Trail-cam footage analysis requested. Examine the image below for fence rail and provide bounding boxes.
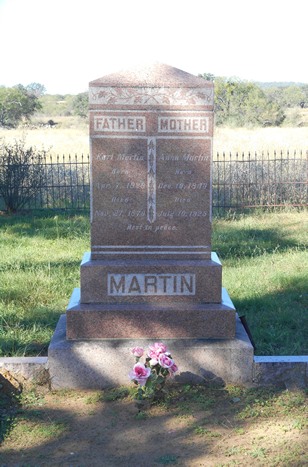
[0,151,307,212]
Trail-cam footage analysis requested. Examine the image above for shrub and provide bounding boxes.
[0,138,48,212]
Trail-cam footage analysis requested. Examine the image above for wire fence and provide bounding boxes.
[0,151,307,213]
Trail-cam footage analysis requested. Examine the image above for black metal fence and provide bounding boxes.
[0,151,307,213]
[40,154,90,210]
[212,150,307,213]
[0,154,90,211]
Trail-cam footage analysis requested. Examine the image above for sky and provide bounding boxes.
[0,0,307,95]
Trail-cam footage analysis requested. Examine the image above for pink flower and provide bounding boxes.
[129,363,151,386]
[148,342,168,359]
[131,346,144,358]
[168,362,179,378]
[158,353,174,369]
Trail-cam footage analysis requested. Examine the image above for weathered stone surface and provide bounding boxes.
[67,288,236,339]
[0,357,49,384]
[48,64,241,389]
[48,314,253,390]
[80,252,222,304]
[89,63,214,109]
[89,63,214,261]
[90,63,212,86]
[253,356,308,389]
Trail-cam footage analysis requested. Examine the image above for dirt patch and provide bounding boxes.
[0,383,307,466]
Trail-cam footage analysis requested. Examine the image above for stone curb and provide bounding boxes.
[1,355,307,389]
[0,357,49,385]
[253,356,308,389]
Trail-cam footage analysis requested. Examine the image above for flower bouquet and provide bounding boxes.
[129,342,178,407]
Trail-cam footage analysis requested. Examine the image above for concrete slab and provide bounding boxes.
[48,314,254,389]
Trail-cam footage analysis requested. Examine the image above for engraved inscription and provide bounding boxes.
[147,138,156,223]
[158,117,209,133]
[158,154,209,161]
[108,273,196,296]
[94,116,146,132]
[91,130,211,252]
[126,224,177,232]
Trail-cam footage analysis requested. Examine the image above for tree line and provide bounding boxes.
[199,73,308,127]
[0,83,44,127]
[1,77,308,128]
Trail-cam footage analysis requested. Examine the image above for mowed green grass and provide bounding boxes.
[0,209,307,356]
[0,212,89,356]
[212,208,308,355]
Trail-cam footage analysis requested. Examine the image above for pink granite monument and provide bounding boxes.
[48,64,254,389]
[66,63,236,340]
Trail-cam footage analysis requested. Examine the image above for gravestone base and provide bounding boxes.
[80,252,223,304]
[66,287,236,339]
[48,314,254,389]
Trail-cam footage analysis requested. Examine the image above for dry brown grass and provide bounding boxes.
[0,116,307,157]
[214,126,308,154]
[0,116,89,156]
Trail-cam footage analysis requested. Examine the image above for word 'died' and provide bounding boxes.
[94,116,146,132]
[108,273,196,296]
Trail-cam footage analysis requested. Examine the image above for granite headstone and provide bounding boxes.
[66,63,236,339]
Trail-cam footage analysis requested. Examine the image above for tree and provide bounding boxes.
[0,85,42,127]
[280,86,306,108]
[72,92,88,118]
[198,72,215,82]
[26,82,46,98]
[0,138,47,212]
[202,75,285,126]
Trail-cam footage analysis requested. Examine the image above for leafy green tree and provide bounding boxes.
[201,75,285,126]
[300,85,308,107]
[0,85,42,127]
[280,86,306,108]
[264,84,308,109]
[198,72,215,82]
[72,92,88,118]
[263,86,285,108]
[26,82,46,98]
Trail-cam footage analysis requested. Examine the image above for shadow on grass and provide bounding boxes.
[213,223,306,261]
[0,382,306,466]
[0,210,90,241]
[0,374,21,445]
[233,275,308,355]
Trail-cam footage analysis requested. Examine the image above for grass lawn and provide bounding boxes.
[0,208,307,357]
[212,208,308,355]
[0,211,89,356]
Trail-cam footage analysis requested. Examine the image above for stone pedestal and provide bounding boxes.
[67,287,235,340]
[48,315,254,389]
[48,63,253,388]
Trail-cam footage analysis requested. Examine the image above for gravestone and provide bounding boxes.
[48,64,254,388]
[66,63,235,339]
